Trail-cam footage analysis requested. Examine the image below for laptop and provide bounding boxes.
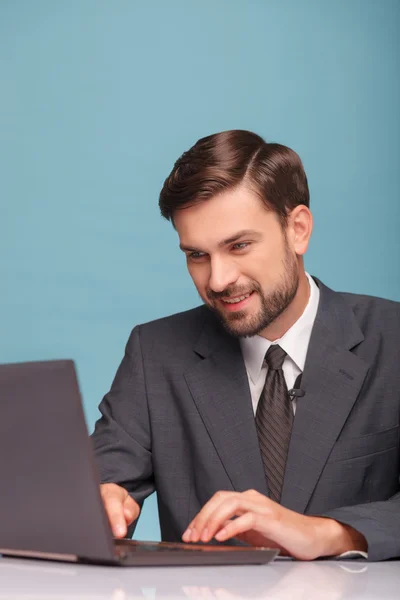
[0,360,278,566]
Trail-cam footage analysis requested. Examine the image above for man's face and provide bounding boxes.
[174,184,300,338]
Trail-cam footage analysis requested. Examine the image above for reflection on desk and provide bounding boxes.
[0,556,399,600]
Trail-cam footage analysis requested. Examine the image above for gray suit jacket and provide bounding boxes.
[91,278,400,561]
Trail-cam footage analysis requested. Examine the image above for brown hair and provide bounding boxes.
[159,130,309,225]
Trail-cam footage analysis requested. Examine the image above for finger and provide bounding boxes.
[199,493,269,542]
[200,496,248,542]
[123,496,140,524]
[103,495,128,538]
[182,521,229,542]
[182,491,234,543]
[214,512,259,542]
[214,511,286,552]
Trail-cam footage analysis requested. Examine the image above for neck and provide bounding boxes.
[259,271,311,342]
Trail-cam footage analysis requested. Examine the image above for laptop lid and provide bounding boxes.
[0,360,116,563]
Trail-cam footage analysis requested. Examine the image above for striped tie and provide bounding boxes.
[255,345,293,503]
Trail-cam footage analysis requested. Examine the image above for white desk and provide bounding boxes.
[0,557,399,600]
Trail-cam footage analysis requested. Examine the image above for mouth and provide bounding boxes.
[218,291,255,312]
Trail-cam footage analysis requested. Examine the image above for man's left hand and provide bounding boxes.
[182,490,367,560]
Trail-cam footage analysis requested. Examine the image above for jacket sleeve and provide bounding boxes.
[91,326,155,508]
[321,490,400,561]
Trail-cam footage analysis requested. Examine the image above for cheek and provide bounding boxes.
[188,264,208,294]
[246,247,284,285]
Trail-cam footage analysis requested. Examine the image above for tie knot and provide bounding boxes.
[264,345,287,370]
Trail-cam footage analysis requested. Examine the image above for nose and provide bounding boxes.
[209,256,239,293]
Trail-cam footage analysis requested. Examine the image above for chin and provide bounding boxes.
[221,314,259,338]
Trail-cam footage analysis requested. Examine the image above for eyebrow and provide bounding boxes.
[179,229,262,252]
[218,229,262,247]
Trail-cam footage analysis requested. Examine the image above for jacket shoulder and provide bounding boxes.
[339,290,400,313]
[140,304,209,330]
[338,290,400,332]
[128,305,213,350]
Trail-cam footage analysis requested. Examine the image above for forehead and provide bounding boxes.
[174,185,278,246]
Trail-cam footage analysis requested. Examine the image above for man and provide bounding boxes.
[92,130,400,561]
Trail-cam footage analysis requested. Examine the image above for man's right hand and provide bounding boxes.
[100,483,140,538]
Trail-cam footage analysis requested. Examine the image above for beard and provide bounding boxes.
[204,245,299,338]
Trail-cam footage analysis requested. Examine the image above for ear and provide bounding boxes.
[287,205,313,256]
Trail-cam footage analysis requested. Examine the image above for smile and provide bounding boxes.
[218,291,255,312]
[221,292,252,304]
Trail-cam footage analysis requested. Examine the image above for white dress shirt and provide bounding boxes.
[239,273,368,559]
[240,272,319,415]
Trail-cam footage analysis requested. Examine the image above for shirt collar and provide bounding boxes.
[239,273,320,384]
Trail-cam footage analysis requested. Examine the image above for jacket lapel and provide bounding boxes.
[184,317,268,495]
[281,280,369,513]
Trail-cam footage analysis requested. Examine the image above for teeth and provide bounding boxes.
[222,293,251,304]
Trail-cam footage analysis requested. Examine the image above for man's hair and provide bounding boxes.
[159,129,309,225]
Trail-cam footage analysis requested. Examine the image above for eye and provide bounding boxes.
[188,251,207,261]
[232,242,250,251]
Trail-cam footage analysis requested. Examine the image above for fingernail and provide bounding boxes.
[215,529,226,541]
[201,527,209,542]
[114,524,125,537]
[190,527,198,542]
[182,528,191,541]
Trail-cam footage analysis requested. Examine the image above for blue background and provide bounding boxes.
[1,0,399,540]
